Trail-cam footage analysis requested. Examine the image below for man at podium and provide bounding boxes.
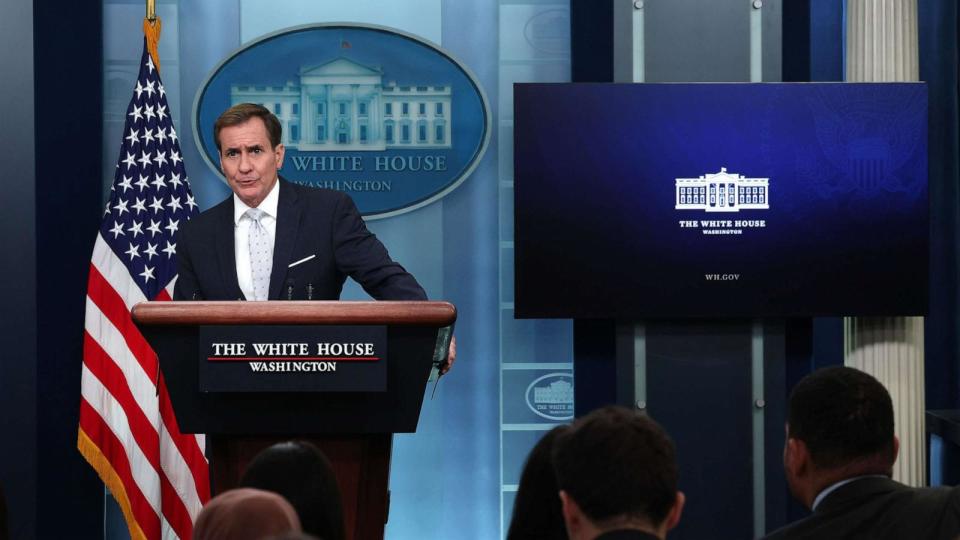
[173,103,427,304]
[174,103,455,372]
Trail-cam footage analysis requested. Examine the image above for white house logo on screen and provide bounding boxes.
[525,373,574,421]
[675,168,769,213]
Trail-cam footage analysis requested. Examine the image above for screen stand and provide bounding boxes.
[576,319,786,540]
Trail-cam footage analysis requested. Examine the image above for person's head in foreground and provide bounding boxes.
[783,365,898,509]
[553,406,684,540]
[240,441,345,540]
[507,425,570,540]
[192,487,301,540]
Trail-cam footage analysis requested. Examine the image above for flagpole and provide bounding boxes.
[143,0,162,75]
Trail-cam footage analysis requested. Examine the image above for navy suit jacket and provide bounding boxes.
[763,476,960,540]
[173,180,427,301]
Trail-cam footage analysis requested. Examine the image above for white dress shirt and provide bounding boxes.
[233,181,280,301]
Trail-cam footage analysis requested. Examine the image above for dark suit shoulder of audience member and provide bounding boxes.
[193,487,301,540]
[764,477,960,540]
[0,481,7,540]
[507,425,570,540]
[240,440,345,540]
[764,366,960,540]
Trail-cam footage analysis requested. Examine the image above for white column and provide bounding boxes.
[301,87,312,144]
[351,84,358,145]
[846,0,919,82]
[844,0,924,487]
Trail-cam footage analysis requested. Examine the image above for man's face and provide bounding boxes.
[218,117,284,208]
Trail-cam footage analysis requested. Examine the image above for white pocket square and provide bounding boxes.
[288,254,316,268]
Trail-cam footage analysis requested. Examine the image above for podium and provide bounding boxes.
[132,300,456,540]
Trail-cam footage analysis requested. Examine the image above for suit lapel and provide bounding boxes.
[216,199,243,300]
[269,180,302,299]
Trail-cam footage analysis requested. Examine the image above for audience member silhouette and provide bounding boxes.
[0,481,7,540]
[265,533,321,540]
[553,406,684,540]
[764,366,960,540]
[240,441,345,540]
[507,425,569,540]
[193,487,301,540]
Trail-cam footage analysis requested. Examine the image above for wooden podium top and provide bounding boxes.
[131,300,457,326]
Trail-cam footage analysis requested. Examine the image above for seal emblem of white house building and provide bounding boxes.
[230,58,453,152]
[525,373,574,421]
[194,24,491,219]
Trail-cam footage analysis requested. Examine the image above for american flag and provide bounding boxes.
[78,40,209,540]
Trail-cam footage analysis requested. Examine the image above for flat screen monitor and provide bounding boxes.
[514,83,928,318]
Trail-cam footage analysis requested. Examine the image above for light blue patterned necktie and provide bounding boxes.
[245,208,272,301]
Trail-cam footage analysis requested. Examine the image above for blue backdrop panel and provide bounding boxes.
[94,1,504,538]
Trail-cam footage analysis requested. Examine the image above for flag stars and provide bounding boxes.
[125,128,140,147]
[139,265,156,283]
[109,221,125,239]
[125,243,141,260]
[128,104,143,123]
[138,151,152,169]
[96,46,200,316]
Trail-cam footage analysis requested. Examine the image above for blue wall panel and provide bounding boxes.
[0,0,38,537]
